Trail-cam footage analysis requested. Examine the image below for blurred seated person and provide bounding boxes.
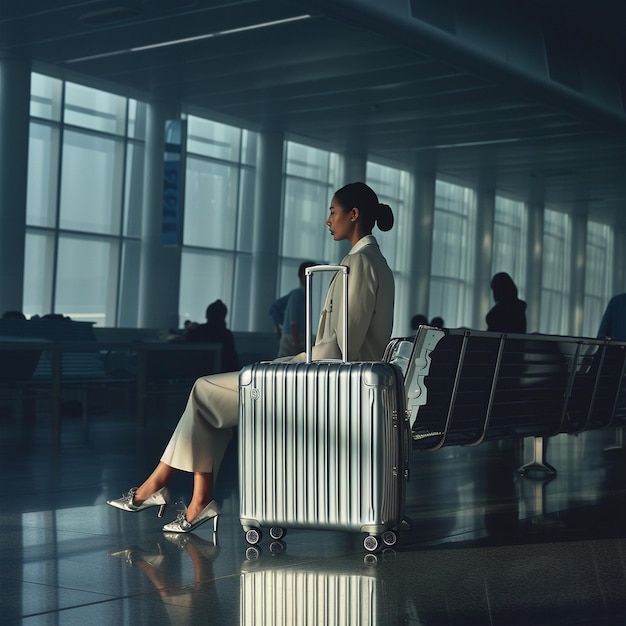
[430,316,445,328]
[2,310,27,320]
[183,300,239,372]
[410,313,428,331]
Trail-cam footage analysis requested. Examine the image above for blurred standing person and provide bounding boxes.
[597,293,626,340]
[486,272,526,333]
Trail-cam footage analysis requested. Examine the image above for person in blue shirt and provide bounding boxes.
[275,261,316,357]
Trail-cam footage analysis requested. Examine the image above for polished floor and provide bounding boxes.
[2,392,626,625]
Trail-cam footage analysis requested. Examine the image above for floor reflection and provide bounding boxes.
[3,410,626,623]
[108,533,223,624]
[240,551,400,625]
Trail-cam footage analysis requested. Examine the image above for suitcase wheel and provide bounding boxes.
[269,527,287,541]
[269,541,286,556]
[245,528,262,545]
[245,546,261,561]
[363,534,380,552]
[381,530,398,547]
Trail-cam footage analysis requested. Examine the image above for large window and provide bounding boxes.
[492,195,527,298]
[583,221,613,337]
[429,180,477,328]
[366,161,412,335]
[179,116,257,330]
[279,141,341,322]
[540,209,571,335]
[24,73,145,326]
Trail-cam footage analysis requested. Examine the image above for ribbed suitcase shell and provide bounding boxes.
[238,360,406,536]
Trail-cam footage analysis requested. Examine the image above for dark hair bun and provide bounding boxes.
[376,203,394,232]
[333,182,395,233]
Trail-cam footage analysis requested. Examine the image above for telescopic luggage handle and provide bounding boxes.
[305,265,349,363]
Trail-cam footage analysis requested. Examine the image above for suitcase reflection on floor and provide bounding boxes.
[240,553,400,626]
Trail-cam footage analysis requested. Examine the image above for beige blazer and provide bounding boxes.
[292,235,395,362]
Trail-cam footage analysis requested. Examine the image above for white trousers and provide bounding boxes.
[160,371,239,476]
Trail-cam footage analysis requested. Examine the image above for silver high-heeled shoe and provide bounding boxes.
[163,532,220,559]
[162,500,220,533]
[109,545,165,568]
[107,486,170,518]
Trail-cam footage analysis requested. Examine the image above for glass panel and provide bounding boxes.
[492,195,527,298]
[540,209,571,335]
[429,180,476,328]
[231,253,253,331]
[183,156,238,248]
[179,250,235,328]
[429,277,472,329]
[117,239,141,327]
[186,116,241,161]
[23,231,55,318]
[285,142,330,180]
[26,122,59,228]
[583,221,613,338]
[55,235,117,326]
[236,166,256,252]
[64,82,126,135]
[281,177,330,260]
[30,72,62,121]
[59,131,124,234]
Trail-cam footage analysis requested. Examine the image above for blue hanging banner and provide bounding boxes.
[161,119,187,245]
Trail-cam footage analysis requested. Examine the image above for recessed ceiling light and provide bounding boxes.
[65,14,311,63]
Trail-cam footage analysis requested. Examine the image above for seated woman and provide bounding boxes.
[107,182,396,533]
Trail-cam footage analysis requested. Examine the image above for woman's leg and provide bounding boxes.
[185,472,213,522]
[112,372,238,525]
[134,462,177,502]
[134,466,214,522]
[157,372,239,525]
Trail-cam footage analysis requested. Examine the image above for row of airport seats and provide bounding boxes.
[386,325,626,478]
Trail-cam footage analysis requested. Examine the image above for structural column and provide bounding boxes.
[138,99,182,329]
[0,57,30,314]
[407,163,436,334]
[248,131,284,331]
[343,151,367,186]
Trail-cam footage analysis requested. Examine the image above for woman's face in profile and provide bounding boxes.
[326,196,356,242]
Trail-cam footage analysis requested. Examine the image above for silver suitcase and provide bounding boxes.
[238,265,409,552]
